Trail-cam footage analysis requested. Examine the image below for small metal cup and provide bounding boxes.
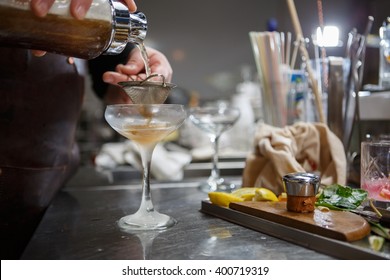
[283,172,320,196]
[283,172,320,213]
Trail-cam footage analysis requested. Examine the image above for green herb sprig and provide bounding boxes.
[315,184,368,211]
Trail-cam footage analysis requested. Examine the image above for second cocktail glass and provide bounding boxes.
[189,106,240,193]
[105,104,186,231]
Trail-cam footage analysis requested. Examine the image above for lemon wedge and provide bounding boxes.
[278,192,287,202]
[231,187,258,201]
[208,187,279,207]
[208,192,244,207]
[369,235,385,251]
[254,188,279,202]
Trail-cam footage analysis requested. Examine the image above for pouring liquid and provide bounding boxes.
[132,41,164,120]
[134,40,152,77]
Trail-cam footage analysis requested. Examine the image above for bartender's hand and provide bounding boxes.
[103,46,173,84]
[31,0,137,18]
[102,46,173,105]
[30,0,137,56]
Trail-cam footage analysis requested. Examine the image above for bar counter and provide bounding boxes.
[21,165,389,260]
[20,163,339,260]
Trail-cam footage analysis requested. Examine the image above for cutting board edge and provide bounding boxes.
[229,201,371,242]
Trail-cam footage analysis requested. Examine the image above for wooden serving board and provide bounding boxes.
[229,201,370,242]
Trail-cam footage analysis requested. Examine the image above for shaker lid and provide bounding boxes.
[105,0,147,55]
[282,172,320,196]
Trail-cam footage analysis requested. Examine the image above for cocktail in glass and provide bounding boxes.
[361,141,390,203]
[105,104,186,231]
[189,106,240,192]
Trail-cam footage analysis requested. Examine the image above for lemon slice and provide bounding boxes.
[232,187,258,201]
[208,192,244,207]
[254,188,279,202]
[369,235,385,251]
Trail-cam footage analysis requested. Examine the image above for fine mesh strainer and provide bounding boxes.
[118,74,176,104]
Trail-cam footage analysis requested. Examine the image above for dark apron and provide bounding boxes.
[0,48,84,259]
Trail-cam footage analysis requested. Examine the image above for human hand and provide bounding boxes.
[103,47,173,85]
[30,0,137,19]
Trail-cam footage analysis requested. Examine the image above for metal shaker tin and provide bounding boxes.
[283,172,320,196]
[282,172,320,213]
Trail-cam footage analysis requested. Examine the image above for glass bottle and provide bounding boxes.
[0,0,147,59]
[379,17,390,89]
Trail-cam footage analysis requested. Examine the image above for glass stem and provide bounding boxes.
[137,143,157,213]
[210,135,220,181]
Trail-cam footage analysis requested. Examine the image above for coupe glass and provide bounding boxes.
[189,106,240,192]
[105,104,186,231]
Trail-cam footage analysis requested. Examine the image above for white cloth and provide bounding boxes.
[242,122,347,195]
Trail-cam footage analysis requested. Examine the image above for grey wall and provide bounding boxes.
[136,0,390,102]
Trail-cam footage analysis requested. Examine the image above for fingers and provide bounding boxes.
[123,48,147,74]
[103,46,173,85]
[31,50,47,57]
[70,0,93,20]
[123,47,173,81]
[148,50,173,82]
[31,0,92,19]
[102,70,148,85]
[31,0,136,19]
[103,71,131,85]
[143,47,173,82]
[30,0,55,17]
[124,0,137,13]
[116,63,145,76]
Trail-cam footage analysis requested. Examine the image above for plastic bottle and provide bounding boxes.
[379,17,390,89]
[287,69,308,124]
[0,0,147,59]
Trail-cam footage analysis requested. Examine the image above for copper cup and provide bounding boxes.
[283,172,320,213]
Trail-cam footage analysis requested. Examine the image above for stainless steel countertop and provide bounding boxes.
[21,166,337,260]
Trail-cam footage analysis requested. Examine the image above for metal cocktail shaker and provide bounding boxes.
[0,0,147,59]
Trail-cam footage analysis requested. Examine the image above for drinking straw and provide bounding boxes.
[250,32,271,124]
[250,31,289,127]
[290,38,299,69]
[286,32,292,67]
[268,32,284,126]
[280,32,285,64]
[286,0,326,123]
[312,33,323,94]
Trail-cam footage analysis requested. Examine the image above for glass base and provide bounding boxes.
[199,178,237,193]
[118,211,177,232]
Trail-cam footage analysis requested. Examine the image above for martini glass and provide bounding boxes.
[189,106,240,192]
[105,104,186,231]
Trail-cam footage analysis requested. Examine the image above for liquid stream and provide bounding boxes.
[135,40,152,77]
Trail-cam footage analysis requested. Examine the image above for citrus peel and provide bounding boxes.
[208,187,279,207]
[208,192,244,207]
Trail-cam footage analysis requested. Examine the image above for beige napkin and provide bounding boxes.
[242,122,347,195]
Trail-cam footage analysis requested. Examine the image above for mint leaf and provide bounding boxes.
[315,184,368,210]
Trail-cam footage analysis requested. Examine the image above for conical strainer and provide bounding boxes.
[118,74,176,104]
